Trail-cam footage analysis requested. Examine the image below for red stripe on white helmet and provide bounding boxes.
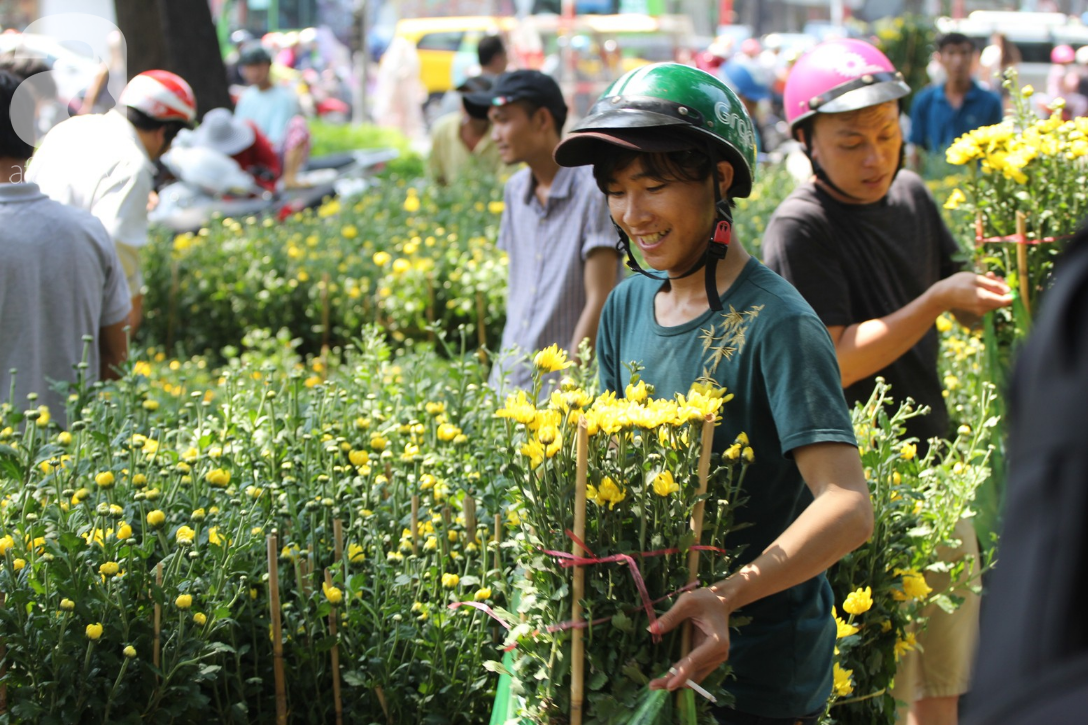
[119,70,196,124]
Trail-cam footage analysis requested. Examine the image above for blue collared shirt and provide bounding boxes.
[909,80,1003,153]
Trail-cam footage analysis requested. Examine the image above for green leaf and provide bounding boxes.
[611,611,635,633]
[342,670,366,687]
[482,660,510,676]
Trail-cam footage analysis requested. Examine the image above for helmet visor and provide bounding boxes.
[555,126,697,167]
[809,75,910,115]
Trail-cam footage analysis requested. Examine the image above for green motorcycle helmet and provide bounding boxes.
[554,62,757,198]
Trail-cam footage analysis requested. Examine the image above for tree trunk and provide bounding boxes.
[115,0,231,118]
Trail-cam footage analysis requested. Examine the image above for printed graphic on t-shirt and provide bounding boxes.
[697,304,765,382]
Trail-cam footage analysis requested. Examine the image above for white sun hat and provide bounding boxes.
[192,107,255,156]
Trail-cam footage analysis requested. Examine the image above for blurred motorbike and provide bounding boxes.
[150,146,399,233]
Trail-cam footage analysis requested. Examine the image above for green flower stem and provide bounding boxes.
[102,656,131,722]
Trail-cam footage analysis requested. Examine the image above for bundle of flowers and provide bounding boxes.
[943,74,1085,326]
[823,382,994,724]
[486,353,752,723]
[940,74,1073,522]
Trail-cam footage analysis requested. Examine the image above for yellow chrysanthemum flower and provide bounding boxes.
[832,662,854,697]
[842,586,873,615]
[533,344,573,373]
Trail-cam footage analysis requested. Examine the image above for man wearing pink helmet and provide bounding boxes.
[28,69,196,331]
[764,38,1012,725]
[909,33,1002,168]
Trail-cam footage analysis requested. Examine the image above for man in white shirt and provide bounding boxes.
[27,70,196,332]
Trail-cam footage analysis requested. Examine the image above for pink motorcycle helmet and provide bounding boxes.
[784,38,910,139]
[1052,44,1075,64]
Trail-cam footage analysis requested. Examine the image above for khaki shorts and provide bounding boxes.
[892,518,981,708]
[116,241,144,296]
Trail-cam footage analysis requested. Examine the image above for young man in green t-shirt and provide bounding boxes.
[553,63,873,723]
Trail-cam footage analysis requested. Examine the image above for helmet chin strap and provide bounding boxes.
[611,201,732,313]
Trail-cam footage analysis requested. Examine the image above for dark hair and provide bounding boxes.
[239,43,273,66]
[477,35,506,68]
[0,70,34,160]
[937,33,977,52]
[0,53,56,100]
[126,107,187,147]
[514,98,567,135]
[591,147,715,194]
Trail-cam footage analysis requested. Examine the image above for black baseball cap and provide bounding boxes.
[463,70,567,126]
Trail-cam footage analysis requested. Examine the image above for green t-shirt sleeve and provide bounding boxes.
[596,290,623,394]
[760,313,857,457]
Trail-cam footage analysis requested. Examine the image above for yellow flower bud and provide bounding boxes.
[322,583,344,605]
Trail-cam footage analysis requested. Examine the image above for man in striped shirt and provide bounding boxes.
[465,71,621,393]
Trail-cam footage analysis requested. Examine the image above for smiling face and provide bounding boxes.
[488,101,551,165]
[601,152,733,276]
[808,101,902,204]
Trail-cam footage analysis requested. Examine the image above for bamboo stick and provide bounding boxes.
[153,562,163,676]
[681,414,717,659]
[268,534,288,725]
[441,505,453,558]
[410,495,420,556]
[375,685,391,725]
[464,495,477,544]
[324,569,344,725]
[1015,211,1032,317]
[570,417,590,725]
[333,519,344,566]
[493,513,502,574]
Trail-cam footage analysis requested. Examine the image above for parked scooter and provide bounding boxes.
[150,146,399,233]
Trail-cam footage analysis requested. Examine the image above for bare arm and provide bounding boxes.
[568,247,621,362]
[79,63,110,114]
[830,271,1012,388]
[650,441,873,688]
[98,321,129,381]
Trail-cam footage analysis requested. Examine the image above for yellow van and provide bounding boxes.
[393,16,518,96]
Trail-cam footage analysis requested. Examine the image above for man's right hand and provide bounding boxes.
[933,271,1013,318]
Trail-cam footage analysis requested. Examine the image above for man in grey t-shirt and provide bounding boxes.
[0,71,130,427]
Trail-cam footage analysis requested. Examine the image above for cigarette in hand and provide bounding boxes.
[668,667,717,703]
